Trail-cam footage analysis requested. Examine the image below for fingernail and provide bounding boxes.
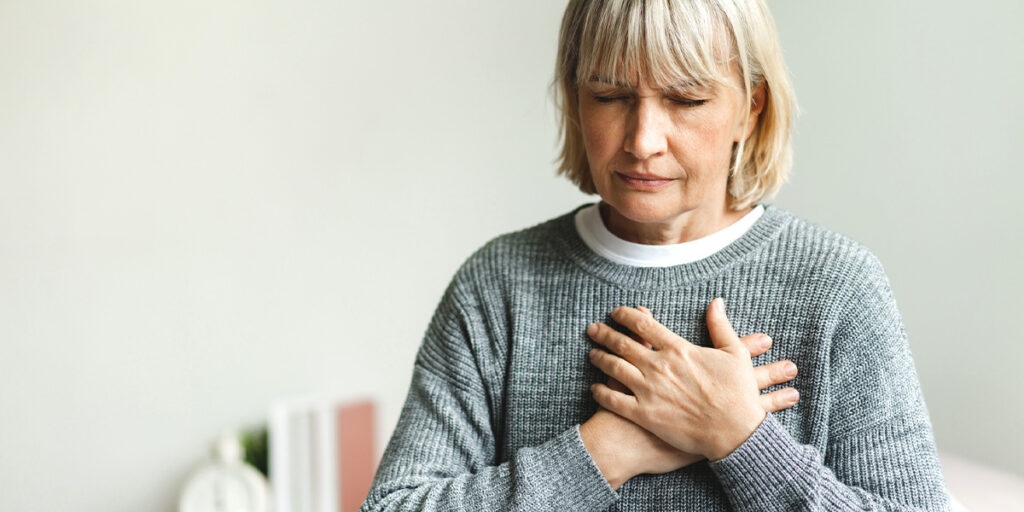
[784,363,797,378]
[759,335,772,349]
[786,389,799,403]
[587,323,598,336]
[715,297,724,311]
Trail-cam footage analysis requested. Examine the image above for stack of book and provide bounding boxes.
[269,397,377,512]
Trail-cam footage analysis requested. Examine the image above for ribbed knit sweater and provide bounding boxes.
[361,202,952,511]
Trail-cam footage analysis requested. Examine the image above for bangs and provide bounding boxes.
[574,0,737,90]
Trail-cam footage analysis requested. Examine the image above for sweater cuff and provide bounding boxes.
[707,412,814,507]
[528,424,618,510]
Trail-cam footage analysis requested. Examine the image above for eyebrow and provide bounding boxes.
[587,75,702,90]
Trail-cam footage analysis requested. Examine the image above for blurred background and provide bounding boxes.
[2,1,1022,510]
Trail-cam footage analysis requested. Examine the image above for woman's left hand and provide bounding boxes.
[587,298,768,461]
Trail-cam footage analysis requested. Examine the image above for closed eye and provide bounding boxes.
[670,98,707,107]
[592,94,707,107]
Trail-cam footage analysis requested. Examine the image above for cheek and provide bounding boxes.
[695,124,732,154]
[579,107,622,163]
[671,115,736,167]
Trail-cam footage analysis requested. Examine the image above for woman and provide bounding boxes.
[362,0,951,510]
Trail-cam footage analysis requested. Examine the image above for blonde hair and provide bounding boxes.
[552,0,796,210]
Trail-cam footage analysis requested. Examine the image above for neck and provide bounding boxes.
[599,200,753,245]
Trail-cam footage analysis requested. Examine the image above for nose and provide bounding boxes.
[623,99,667,160]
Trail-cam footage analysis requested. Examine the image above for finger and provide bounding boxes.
[759,387,800,412]
[626,330,651,348]
[587,322,652,366]
[591,382,640,422]
[589,348,644,391]
[752,359,798,390]
[706,298,742,351]
[742,333,772,357]
[636,307,657,350]
[629,331,654,350]
[610,306,684,351]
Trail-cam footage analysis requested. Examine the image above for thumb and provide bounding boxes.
[707,298,742,350]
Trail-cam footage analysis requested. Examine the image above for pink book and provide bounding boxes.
[337,400,377,512]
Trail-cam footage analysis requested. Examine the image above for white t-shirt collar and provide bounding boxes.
[574,202,765,267]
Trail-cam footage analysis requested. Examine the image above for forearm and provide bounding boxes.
[364,423,616,512]
[707,413,951,511]
[362,368,618,512]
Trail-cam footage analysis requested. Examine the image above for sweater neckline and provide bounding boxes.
[574,202,765,267]
[551,202,792,290]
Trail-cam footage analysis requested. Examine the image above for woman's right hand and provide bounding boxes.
[580,322,799,490]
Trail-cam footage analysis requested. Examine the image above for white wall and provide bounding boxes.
[768,0,1024,478]
[1,1,1020,510]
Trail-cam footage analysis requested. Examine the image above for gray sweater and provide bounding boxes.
[361,203,951,511]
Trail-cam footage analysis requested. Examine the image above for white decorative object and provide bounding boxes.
[179,431,272,512]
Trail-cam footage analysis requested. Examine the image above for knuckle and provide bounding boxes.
[774,391,790,409]
[612,336,631,355]
[767,361,791,382]
[604,391,624,410]
[610,357,628,375]
[636,405,656,425]
[636,316,656,335]
[650,358,672,375]
[667,344,686,359]
[770,362,786,382]
[606,337,622,354]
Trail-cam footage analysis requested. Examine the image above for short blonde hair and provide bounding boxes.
[552,0,796,210]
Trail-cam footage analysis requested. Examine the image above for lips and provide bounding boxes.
[615,171,676,190]
[617,171,672,180]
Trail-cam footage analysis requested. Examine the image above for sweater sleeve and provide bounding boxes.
[360,273,619,512]
[707,251,952,511]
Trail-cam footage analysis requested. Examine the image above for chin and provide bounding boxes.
[606,196,688,224]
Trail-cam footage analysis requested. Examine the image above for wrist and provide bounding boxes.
[707,409,767,462]
[579,418,636,490]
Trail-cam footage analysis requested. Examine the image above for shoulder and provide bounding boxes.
[445,206,581,299]
[766,207,904,347]
[766,205,891,292]
[455,206,578,281]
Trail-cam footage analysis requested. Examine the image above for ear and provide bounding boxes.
[738,81,767,141]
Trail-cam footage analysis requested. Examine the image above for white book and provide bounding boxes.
[270,394,376,512]
[290,402,312,512]
[269,402,292,512]
[312,398,339,512]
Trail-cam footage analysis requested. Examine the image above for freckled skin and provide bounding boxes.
[577,63,765,245]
